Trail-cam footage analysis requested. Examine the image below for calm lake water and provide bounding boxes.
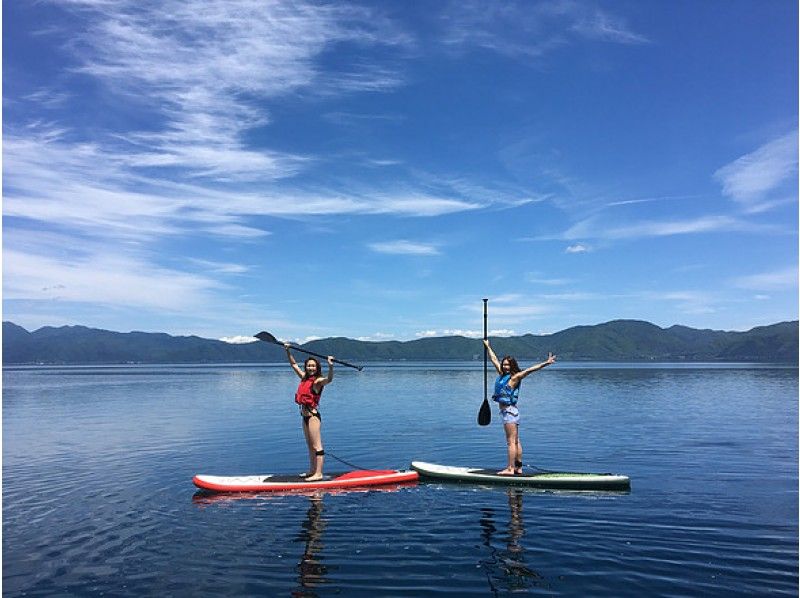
[3,362,798,596]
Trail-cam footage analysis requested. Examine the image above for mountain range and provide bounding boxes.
[3,320,797,365]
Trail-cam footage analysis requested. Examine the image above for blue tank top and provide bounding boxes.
[492,374,520,406]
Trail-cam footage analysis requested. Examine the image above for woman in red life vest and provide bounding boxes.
[285,343,335,481]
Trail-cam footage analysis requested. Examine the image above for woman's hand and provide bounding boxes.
[545,352,556,365]
[327,355,335,365]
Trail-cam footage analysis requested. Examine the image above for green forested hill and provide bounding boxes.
[4,319,796,364]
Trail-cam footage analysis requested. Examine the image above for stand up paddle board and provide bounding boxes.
[411,461,630,491]
[193,469,418,493]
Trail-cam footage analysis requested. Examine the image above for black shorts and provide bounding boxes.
[300,405,321,422]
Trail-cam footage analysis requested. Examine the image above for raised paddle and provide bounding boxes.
[255,331,364,371]
[478,298,491,426]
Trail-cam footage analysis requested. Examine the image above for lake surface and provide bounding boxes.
[3,362,797,596]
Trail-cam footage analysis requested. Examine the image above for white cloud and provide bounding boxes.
[367,240,440,255]
[356,332,397,341]
[714,131,798,212]
[220,335,260,344]
[415,330,440,338]
[566,243,589,253]
[414,328,516,338]
[487,328,517,337]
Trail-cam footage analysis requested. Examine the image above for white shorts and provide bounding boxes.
[499,405,520,425]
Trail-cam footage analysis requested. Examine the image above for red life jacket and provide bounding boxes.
[295,377,322,409]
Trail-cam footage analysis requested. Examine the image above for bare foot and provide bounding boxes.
[497,468,515,476]
[305,474,323,482]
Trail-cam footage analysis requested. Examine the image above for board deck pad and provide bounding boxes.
[411,461,630,491]
[193,469,419,493]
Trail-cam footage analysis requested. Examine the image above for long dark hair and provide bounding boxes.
[303,357,322,380]
[501,355,521,375]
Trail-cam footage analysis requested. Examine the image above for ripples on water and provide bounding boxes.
[3,363,797,595]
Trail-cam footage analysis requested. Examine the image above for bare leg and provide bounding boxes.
[301,419,314,477]
[498,423,518,475]
[515,436,523,474]
[304,415,324,481]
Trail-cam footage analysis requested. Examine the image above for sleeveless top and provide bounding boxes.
[295,377,322,409]
[492,374,520,406]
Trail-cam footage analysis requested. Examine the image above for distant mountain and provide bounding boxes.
[3,320,797,365]
[304,320,798,363]
[2,323,286,365]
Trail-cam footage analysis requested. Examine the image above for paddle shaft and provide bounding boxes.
[483,298,488,401]
[477,299,492,426]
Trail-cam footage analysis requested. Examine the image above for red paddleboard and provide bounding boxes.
[193,469,418,493]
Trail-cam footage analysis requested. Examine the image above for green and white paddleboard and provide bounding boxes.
[411,461,630,491]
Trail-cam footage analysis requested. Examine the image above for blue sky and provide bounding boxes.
[3,0,798,343]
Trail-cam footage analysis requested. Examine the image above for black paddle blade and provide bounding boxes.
[255,331,279,344]
[478,398,491,426]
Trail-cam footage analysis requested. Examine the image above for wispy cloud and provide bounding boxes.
[46,0,411,182]
[3,248,223,311]
[562,214,765,241]
[367,240,440,255]
[599,194,705,210]
[714,131,798,212]
[4,129,484,242]
[186,259,250,275]
[323,111,405,126]
[642,290,717,315]
[439,0,648,59]
[570,9,650,44]
[732,267,798,291]
[461,295,553,324]
[525,273,573,285]
[23,88,72,108]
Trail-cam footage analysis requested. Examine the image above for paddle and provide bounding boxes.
[255,331,364,371]
[478,298,491,426]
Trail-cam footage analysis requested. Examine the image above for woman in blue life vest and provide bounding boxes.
[483,339,556,475]
[285,343,335,481]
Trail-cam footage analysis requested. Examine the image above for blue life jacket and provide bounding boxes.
[492,374,520,406]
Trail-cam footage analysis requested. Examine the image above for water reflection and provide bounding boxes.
[292,493,329,597]
[479,489,548,593]
[191,482,418,596]
[191,490,332,596]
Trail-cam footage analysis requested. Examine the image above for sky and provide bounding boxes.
[3,0,798,343]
